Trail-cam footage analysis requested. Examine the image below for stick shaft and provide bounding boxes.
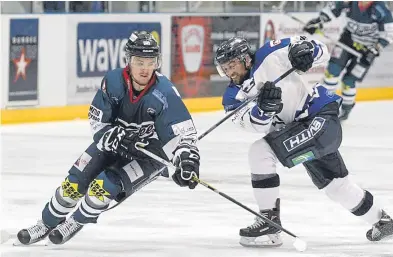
[198,67,295,141]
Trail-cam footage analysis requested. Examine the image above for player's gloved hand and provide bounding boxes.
[257,81,283,115]
[172,145,200,189]
[117,132,161,160]
[362,44,380,66]
[102,126,126,153]
[288,40,314,72]
[303,14,329,35]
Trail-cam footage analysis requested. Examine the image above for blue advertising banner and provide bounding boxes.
[69,22,161,104]
[8,19,39,106]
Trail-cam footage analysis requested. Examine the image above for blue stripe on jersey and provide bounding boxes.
[222,83,243,112]
[311,40,321,59]
[296,85,342,120]
[251,38,291,76]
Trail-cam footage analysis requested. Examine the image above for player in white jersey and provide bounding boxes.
[215,36,393,247]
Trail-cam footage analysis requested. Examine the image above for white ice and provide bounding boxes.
[1,101,392,257]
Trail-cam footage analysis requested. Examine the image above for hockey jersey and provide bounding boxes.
[88,67,197,160]
[321,1,393,47]
[222,37,342,134]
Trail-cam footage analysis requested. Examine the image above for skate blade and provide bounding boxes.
[13,238,22,246]
[44,239,53,246]
[240,234,283,248]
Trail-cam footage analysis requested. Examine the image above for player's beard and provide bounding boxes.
[231,69,250,85]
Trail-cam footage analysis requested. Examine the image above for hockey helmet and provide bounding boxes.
[214,37,252,77]
[125,31,161,68]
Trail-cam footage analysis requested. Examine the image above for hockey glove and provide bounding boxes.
[303,14,329,35]
[102,126,126,153]
[116,132,161,161]
[257,81,283,116]
[172,145,200,189]
[288,40,314,72]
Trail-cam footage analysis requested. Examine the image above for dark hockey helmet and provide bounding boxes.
[125,31,161,68]
[214,37,252,77]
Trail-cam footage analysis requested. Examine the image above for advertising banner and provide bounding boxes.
[171,15,260,98]
[260,13,393,88]
[68,22,161,105]
[8,19,39,106]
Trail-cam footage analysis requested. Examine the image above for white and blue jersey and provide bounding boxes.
[222,36,342,134]
[321,1,393,47]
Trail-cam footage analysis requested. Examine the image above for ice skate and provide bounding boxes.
[15,220,53,245]
[366,210,393,241]
[239,199,283,248]
[339,103,355,121]
[48,216,83,245]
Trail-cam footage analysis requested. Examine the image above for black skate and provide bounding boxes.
[48,216,83,245]
[15,220,53,245]
[366,210,393,242]
[239,199,282,247]
[339,103,355,121]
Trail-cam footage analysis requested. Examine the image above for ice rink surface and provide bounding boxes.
[1,101,392,257]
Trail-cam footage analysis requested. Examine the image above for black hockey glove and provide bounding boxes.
[116,132,161,161]
[257,81,283,115]
[303,13,329,35]
[102,126,126,153]
[172,146,200,189]
[361,45,380,66]
[288,41,314,72]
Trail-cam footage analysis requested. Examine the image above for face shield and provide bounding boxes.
[128,55,162,70]
[215,56,246,78]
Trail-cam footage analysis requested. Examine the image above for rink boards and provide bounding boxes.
[2,87,393,124]
[2,13,393,124]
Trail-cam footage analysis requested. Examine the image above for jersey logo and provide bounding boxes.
[269,39,281,47]
[117,119,157,139]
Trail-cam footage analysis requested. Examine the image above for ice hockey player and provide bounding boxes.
[214,36,393,247]
[15,31,200,245]
[304,1,393,121]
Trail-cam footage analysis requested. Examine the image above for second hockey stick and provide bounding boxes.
[105,68,295,213]
[272,8,362,59]
[198,67,296,140]
[135,144,308,252]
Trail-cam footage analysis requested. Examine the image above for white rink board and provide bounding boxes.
[1,101,393,257]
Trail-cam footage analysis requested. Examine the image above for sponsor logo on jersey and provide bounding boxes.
[291,151,316,165]
[171,119,196,136]
[181,25,204,73]
[147,108,156,116]
[283,117,326,152]
[73,152,92,172]
[122,161,144,182]
[77,23,161,78]
[88,105,103,122]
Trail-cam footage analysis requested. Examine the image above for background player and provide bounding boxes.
[215,36,393,247]
[304,1,393,120]
[15,31,200,245]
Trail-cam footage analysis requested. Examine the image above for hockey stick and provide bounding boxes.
[105,68,295,212]
[272,7,362,59]
[135,144,307,252]
[198,67,296,140]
